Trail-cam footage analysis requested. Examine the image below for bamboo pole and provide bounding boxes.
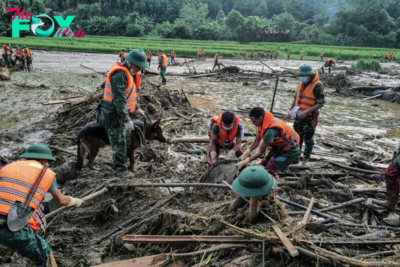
[318,198,365,212]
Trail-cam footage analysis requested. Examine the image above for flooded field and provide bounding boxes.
[1,51,400,267]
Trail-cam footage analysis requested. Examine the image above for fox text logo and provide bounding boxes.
[8,8,85,38]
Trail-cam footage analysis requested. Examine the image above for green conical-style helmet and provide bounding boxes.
[20,144,56,161]
[5,42,10,46]
[21,45,26,49]
[124,49,149,69]
[126,47,132,51]
[14,45,19,48]
[158,49,162,52]
[296,64,315,76]
[232,166,277,197]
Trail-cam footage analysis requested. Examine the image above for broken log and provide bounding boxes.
[301,197,315,225]
[322,139,353,151]
[318,198,365,212]
[354,231,391,240]
[330,162,383,174]
[123,235,261,244]
[187,73,218,78]
[258,58,276,73]
[45,187,108,219]
[272,225,299,257]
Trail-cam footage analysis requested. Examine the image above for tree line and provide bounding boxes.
[0,0,399,48]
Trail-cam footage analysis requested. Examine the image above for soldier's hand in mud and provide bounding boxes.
[298,111,308,120]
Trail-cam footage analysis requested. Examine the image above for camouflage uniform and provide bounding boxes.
[98,62,133,171]
[293,83,325,160]
[159,56,167,85]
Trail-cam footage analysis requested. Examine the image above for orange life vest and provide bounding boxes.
[134,72,141,92]
[385,53,388,57]
[2,45,10,55]
[321,52,324,56]
[171,51,176,57]
[198,51,202,55]
[301,53,304,57]
[295,71,323,116]
[256,52,260,56]
[19,49,24,58]
[251,51,254,55]
[15,48,20,56]
[210,115,240,147]
[214,54,219,62]
[161,54,168,67]
[104,63,138,113]
[257,111,299,151]
[146,52,152,59]
[0,160,55,231]
[24,48,31,58]
[119,51,124,61]
[287,52,290,56]
[390,54,393,58]
[244,50,247,55]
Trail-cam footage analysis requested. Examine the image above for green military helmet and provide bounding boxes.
[126,47,132,51]
[20,144,56,161]
[296,64,315,76]
[158,49,162,52]
[21,45,26,49]
[232,166,277,197]
[5,42,10,46]
[124,49,149,69]
[14,45,19,48]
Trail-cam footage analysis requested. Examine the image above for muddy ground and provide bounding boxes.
[0,51,400,267]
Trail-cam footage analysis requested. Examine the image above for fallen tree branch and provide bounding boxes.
[330,161,383,174]
[79,64,107,77]
[108,182,230,189]
[318,198,365,212]
[353,250,400,259]
[172,244,251,257]
[295,246,343,267]
[258,58,276,73]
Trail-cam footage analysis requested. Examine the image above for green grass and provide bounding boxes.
[351,59,382,71]
[0,35,399,61]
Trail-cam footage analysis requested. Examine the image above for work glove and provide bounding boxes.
[226,149,237,160]
[238,149,251,161]
[124,121,134,131]
[210,151,218,164]
[67,196,84,207]
[236,158,250,170]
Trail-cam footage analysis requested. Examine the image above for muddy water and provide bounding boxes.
[1,50,399,159]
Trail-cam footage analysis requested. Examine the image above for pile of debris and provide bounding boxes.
[1,75,399,267]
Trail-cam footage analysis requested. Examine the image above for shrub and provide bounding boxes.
[352,60,382,71]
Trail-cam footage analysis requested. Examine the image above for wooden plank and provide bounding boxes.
[301,197,315,225]
[272,225,299,257]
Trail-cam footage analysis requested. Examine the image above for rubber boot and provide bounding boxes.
[378,195,400,226]
[375,196,398,210]
[302,157,309,166]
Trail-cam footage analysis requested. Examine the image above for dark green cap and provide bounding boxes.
[124,49,149,68]
[296,64,315,76]
[5,42,10,45]
[232,166,277,197]
[20,144,55,161]
[126,47,132,51]
[158,49,162,52]
[14,45,19,48]
[21,45,26,49]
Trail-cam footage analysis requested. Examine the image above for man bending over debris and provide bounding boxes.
[375,145,400,226]
[212,51,222,72]
[236,108,300,179]
[208,111,244,168]
[0,144,84,266]
[286,65,325,165]
[97,49,148,178]
[323,58,336,74]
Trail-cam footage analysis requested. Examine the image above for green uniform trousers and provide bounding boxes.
[0,218,51,266]
[26,58,32,72]
[293,117,315,159]
[107,127,131,171]
[160,67,167,84]
[2,54,11,67]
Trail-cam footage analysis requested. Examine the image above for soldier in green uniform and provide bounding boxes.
[97,50,148,177]
[2,42,12,67]
[158,49,167,85]
[212,51,222,72]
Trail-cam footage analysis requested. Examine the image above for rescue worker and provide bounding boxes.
[146,50,152,67]
[2,42,12,67]
[117,49,125,62]
[0,144,84,266]
[390,53,394,62]
[18,46,25,68]
[158,49,167,85]
[287,51,290,60]
[21,45,32,72]
[236,108,300,179]
[250,50,254,59]
[201,49,205,58]
[256,51,260,58]
[14,45,20,66]
[265,51,269,59]
[243,50,247,59]
[300,52,304,60]
[212,51,221,72]
[170,50,176,64]
[375,145,400,226]
[275,51,278,59]
[97,49,148,177]
[372,54,377,59]
[198,49,202,59]
[270,51,273,60]
[208,111,244,168]
[320,50,324,61]
[286,65,325,165]
[323,58,336,74]
[385,52,389,60]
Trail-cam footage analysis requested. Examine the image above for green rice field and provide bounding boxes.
[0,35,398,61]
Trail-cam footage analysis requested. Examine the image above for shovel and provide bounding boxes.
[7,164,49,232]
